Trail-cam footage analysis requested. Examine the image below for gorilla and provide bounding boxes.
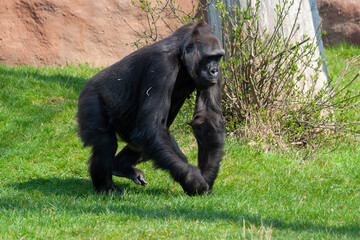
[77,22,225,196]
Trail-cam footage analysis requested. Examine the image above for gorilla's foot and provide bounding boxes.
[113,167,147,186]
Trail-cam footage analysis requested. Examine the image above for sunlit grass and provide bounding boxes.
[0,44,360,239]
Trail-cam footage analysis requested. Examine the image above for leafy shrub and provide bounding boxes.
[216,0,360,157]
[130,0,360,157]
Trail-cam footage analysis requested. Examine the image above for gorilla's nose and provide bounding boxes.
[209,67,219,77]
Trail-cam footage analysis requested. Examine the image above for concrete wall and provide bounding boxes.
[207,0,328,90]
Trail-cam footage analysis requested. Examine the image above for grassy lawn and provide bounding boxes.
[0,44,359,239]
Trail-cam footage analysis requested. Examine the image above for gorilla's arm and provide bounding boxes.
[191,84,225,192]
[129,66,209,195]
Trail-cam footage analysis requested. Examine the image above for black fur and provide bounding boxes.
[77,22,225,195]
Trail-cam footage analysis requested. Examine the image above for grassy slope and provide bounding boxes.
[0,45,359,239]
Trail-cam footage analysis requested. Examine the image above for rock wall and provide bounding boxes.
[0,0,193,66]
[318,0,360,46]
[1,0,359,66]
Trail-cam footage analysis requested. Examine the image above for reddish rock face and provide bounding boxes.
[318,0,360,46]
[3,0,357,66]
[0,0,195,66]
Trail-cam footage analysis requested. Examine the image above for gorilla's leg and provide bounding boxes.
[112,146,147,186]
[89,135,122,194]
[78,87,122,194]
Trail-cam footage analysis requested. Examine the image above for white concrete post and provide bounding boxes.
[207,0,328,90]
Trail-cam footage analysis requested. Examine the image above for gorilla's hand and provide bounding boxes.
[179,165,209,196]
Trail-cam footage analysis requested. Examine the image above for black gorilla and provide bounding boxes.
[77,22,225,195]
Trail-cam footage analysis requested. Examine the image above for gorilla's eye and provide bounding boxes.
[185,43,194,53]
[207,55,222,63]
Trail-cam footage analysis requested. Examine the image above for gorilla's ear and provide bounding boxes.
[180,22,203,52]
[185,43,194,54]
[180,28,200,79]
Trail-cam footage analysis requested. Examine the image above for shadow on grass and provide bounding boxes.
[9,177,175,198]
[0,65,87,132]
[4,177,360,238]
[0,64,88,92]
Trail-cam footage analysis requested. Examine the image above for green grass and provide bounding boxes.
[325,42,360,80]
[325,42,360,90]
[1,44,360,239]
[325,42,360,124]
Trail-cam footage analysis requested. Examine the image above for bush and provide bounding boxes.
[126,0,205,48]
[130,0,360,158]
[216,0,360,157]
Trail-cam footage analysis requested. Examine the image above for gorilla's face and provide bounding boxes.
[181,25,225,90]
[197,50,224,90]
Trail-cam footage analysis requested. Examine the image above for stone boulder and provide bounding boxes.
[318,0,360,46]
